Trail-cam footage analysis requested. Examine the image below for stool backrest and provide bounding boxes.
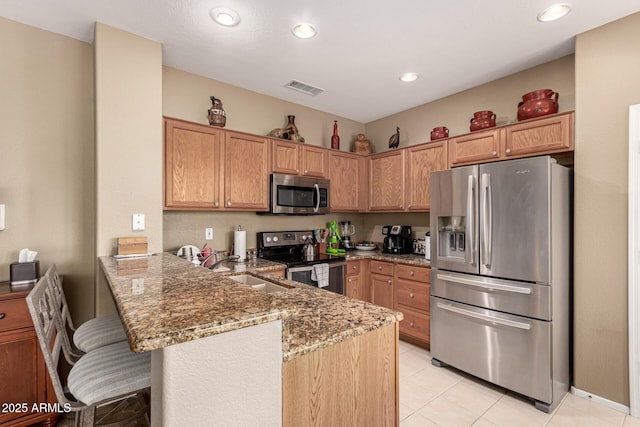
[26,275,83,410]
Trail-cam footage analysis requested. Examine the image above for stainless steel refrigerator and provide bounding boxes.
[429,155,570,413]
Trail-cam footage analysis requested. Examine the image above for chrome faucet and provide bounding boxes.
[206,255,240,270]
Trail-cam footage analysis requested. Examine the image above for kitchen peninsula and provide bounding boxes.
[99,253,402,426]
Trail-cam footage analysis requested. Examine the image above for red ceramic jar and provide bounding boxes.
[517,89,559,121]
[470,111,496,132]
[430,126,449,141]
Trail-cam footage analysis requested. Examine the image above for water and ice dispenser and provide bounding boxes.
[437,216,466,262]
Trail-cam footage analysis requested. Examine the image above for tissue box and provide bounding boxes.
[10,261,40,285]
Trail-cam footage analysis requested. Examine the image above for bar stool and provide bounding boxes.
[27,275,150,426]
[45,265,127,357]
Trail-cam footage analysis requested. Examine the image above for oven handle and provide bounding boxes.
[436,302,532,330]
[287,261,346,273]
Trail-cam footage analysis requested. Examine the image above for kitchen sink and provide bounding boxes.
[229,274,291,293]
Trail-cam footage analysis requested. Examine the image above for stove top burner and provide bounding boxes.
[257,230,345,267]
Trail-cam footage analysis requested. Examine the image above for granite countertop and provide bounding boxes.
[346,250,431,267]
[99,253,403,361]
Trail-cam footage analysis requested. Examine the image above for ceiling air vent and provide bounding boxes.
[284,80,324,96]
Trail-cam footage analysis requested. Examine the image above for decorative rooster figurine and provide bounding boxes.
[388,126,400,150]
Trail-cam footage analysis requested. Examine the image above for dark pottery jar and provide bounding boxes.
[208,96,226,127]
[517,89,559,121]
[470,110,496,132]
[430,126,449,141]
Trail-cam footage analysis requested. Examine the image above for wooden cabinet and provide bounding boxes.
[271,140,328,178]
[405,141,447,211]
[328,151,364,212]
[283,323,398,426]
[369,150,405,211]
[300,145,328,178]
[0,286,58,426]
[164,118,223,209]
[370,260,394,310]
[504,112,573,158]
[345,259,369,302]
[395,264,430,348]
[223,131,271,211]
[449,112,574,167]
[449,128,503,167]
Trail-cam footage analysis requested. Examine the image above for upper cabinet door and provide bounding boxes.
[224,132,271,210]
[272,139,301,175]
[164,118,222,209]
[449,129,503,167]
[329,151,361,211]
[369,150,405,211]
[405,141,448,211]
[301,146,328,178]
[504,112,573,158]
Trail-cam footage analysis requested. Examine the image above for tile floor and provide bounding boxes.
[398,340,639,427]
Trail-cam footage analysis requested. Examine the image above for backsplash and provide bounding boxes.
[164,211,430,252]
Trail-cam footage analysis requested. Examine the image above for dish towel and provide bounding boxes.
[311,263,330,288]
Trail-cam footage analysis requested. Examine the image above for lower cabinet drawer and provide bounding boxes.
[398,306,430,343]
[0,298,32,332]
[346,261,361,276]
[370,260,393,276]
[396,280,429,312]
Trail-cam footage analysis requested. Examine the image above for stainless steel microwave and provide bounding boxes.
[269,173,330,215]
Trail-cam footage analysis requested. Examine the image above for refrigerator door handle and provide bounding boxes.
[436,301,532,330]
[436,272,533,294]
[481,173,492,267]
[467,175,476,265]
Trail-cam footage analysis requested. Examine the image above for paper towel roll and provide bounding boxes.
[234,230,246,261]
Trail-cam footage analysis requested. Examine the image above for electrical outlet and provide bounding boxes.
[205,228,214,240]
[0,204,5,230]
[132,213,145,231]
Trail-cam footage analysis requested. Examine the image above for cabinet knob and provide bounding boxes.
[399,205,403,208]
[304,170,308,174]
[227,201,231,206]
[352,265,357,270]
[407,204,411,208]
[505,148,511,154]
[296,169,300,173]
[410,321,415,327]
[0,313,4,320]
[387,279,392,284]
[348,278,352,283]
[409,292,414,298]
[492,151,497,156]
[378,266,383,270]
[214,202,219,207]
[410,271,415,276]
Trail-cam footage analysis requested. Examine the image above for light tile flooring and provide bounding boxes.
[399,340,639,427]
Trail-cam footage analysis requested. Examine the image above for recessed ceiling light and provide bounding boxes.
[292,23,317,39]
[210,7,241,26]
[537,3,572,22]
[399,72,419,82]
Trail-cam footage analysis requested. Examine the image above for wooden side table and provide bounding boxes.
[0,281,59,427]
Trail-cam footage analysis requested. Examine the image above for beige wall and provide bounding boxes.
[161,67,368,250]
[94,24,163,315]
[0,17,95,324]
[574,12,640,406]
[365,56,575,153]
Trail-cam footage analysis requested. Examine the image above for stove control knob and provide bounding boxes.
[301,235,307,241]
[266,237,272,243]
[273,236,279,242]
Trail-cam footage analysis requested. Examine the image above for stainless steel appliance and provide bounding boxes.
[257,230,345,294]
[268,174,330,215]
[382,225,412,254]
[429,156,570,413]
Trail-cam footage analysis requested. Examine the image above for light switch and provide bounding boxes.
[0,204,4,230]
[132,213,145,231]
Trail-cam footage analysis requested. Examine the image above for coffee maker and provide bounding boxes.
[382,225,412,254]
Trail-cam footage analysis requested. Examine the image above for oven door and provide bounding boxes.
[287,262,345,294]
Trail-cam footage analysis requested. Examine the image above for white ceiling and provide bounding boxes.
[1,1,639,123]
